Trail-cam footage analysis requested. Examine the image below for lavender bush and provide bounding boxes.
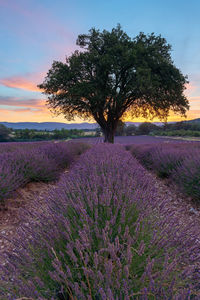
[148,145,186,178]
[1,144,199,299]
[0,141,90,206]
[129,142,200,201]
[0,156,26,202]
[127,144,156,170]
[39,141,90,168]
[172,151,200,201]
[129,142,199,176]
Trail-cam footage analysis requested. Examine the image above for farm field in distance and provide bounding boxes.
[73,135,200,144]
[0,136,200,299]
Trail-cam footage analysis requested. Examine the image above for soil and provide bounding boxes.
[0,181,56,267]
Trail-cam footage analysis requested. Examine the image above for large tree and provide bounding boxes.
[38,25,189,143]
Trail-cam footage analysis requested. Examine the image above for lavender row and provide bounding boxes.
[0,141,90,205]
[128,142,200,201]
[1,144,199,299]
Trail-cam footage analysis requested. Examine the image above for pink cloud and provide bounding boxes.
[0,105,49,115]
[12,108,37,112]
[0,96,42,107]
[0,77,40,92]
[0,96,49,115]
[0,71,47,92]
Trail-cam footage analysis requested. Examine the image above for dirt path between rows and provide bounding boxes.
[0,180,57,267]
[155,177,200,224]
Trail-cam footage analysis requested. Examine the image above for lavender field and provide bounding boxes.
[72,135,196,145]
[0,138,200,299]
[0,141,90,206]
[128,141,200,201]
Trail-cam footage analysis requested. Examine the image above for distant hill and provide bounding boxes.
[2,119,199,131]
[0,121,170,130]
[0,122,99,131]
[186,118,200,124]
[0,121,178,130]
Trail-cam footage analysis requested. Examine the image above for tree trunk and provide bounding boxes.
[103,128,115,143]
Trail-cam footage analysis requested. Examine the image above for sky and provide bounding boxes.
[0,0,200,123]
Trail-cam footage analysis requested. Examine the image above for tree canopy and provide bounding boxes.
[38,24,189,142]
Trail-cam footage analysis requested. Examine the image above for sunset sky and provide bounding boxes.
[0,0,200,123]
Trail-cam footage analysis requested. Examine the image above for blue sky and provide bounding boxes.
[0,0,200,122]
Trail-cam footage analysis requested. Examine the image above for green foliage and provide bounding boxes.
[150,120,200,137]
[38,24,189,143]
[0,124,11,141]
[52,128,84,139]
[164,121,200,131]
[125,124,137,136]
[13,128,86,141]
[152,129,200,137]
[137,122,160,135]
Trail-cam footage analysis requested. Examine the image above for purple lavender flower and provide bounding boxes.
[1,143,199,299]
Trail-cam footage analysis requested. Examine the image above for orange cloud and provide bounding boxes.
[187,96,200,110]
[0,72,46,92]
[0,96,79,122]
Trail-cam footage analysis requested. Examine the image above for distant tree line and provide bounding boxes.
[0,125,95,142]
[152,121,200,137]
[163,121,200,131]
[1,120,200,142]
[14,128,85,141]
[113,121,200,137]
